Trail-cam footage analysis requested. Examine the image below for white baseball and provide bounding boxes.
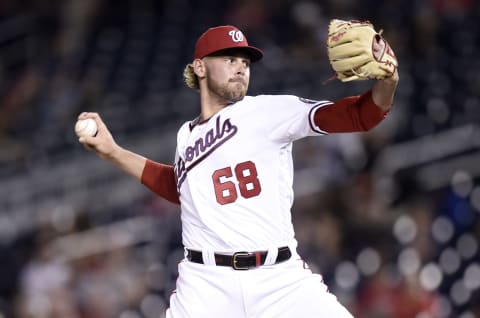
[75,118,98,138]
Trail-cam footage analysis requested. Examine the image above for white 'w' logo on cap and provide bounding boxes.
[228,30,244,42]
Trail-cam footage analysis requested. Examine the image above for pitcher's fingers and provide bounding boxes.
[78,112,96,120]
[79,135,97,145]
[83,112,109,132]
[78,137,95,151]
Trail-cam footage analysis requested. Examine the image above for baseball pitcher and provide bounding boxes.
[78,21,398,317]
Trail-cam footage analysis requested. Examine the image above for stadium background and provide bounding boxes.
[0,0,479,317]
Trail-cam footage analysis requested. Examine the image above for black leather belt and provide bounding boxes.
[186,246,292,270]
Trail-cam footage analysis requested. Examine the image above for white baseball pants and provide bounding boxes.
[166,255,354,318]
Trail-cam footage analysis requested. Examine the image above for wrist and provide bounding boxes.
[104,143,123,162]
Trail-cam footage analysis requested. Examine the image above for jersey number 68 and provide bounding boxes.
[212,161,262,205]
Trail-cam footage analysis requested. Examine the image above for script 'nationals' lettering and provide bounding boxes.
[175,116,238,188]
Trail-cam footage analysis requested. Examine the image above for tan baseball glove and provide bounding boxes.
[327,19,397,82]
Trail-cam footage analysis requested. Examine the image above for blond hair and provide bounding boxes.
[183,63,199,90]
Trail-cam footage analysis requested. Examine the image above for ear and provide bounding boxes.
[192,59,206,77]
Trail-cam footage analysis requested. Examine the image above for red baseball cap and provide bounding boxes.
[194,25,263,62]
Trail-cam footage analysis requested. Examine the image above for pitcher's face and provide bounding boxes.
[203,51,251,103]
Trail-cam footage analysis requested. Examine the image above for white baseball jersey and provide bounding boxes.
[174,95,331,252]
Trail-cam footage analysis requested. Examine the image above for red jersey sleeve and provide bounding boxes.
[141,160,180,204]
[314,90,389,133]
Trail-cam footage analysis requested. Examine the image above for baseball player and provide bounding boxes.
[78,23,398,317]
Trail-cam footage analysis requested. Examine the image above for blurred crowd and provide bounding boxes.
[0,0,479,317]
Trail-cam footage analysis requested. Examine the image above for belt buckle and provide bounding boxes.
[232,252,250,270]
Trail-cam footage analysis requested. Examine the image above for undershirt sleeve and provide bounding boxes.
[313,90,389,133]
[141,160,180,205]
